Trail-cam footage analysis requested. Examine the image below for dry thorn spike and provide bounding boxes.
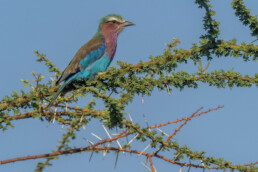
[143,114,150,131]
[188,159,191,172]
[91,133,102,141]
[138,144,151,157]
[102,125,124,153]
[65,103,68,112]
[114,151,119,169]
[127,134,139,145]
[102,125,112,139]
[140,161,151,172]
[166,84,171,95]
[83,138,94,146]
[128,113,133,122]
[49,77,55,82]
[89,151,94,162]
[156,128,169,137]
[103,142,111,159]
[173,152,180,161]
[80,115,84,123]
[111,133,119,136]
[52,107,57,124]
[200,160,205,167]
[60,124,64,132]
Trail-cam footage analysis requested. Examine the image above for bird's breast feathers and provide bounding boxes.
[79,43,106,70]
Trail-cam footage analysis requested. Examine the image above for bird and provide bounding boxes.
[47,14,135,108]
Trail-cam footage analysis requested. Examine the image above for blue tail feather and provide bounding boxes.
[47,77,74,108]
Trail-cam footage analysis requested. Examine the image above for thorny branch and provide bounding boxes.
[1,106,255,171]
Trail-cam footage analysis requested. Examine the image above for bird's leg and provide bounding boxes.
[97,72,106,75]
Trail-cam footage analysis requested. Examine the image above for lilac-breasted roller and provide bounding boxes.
[47,14,134,108]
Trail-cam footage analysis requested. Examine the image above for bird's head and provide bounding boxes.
[97,14,135,36]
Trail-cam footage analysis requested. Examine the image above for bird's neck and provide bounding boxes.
[103,31,117,58]
[95,24,119,59]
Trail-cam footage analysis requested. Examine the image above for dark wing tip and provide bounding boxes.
[55,79,61,86]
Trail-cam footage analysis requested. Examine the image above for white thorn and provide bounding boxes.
[111,133,119,136]
[138,144,151,157]
[115,140,123,152]
[85,139,94,145]
[200,160,205,167]
[91,133,102,140]
[179,166,182,172]
[103,142,110,159]
[102,125,112,139]
[166,84,171,95]
[60,124,64,131]
[173,152,180,161]
[128,113,133,122]
[143,114,150,131]
[140,161,151,172]
[52,107,57,124]
[156,128,169,137]
[142,95,144,104]
[65,103,68,112]
[80,115,84,123]
[128,134,139,145]
[50,77,55,82]
[82,125,86,130]
[102,125,124,154]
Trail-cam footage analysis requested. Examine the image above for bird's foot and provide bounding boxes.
[98,72,105,75]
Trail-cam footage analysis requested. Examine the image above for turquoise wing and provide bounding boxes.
[56,36,105,85]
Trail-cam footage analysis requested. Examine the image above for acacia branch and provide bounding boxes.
[1,145,252,171]
[0,42,257,112]
[0,106,255,171]
[0,145,218,170]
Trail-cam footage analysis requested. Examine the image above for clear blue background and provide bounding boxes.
[0,0,257,171]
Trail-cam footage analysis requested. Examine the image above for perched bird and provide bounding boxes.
[47,14,134,108]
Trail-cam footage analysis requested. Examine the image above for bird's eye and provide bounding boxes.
[112,20,117,24]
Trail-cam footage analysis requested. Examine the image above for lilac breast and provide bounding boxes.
[106,36,117,59]
[102,27,118,60]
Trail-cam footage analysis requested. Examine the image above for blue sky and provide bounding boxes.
[0,0,257,172]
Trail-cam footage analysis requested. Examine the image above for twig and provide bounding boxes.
[149,156,155,172]
[165,107,203,142]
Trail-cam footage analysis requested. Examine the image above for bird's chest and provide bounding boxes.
[86,37,117,74]
[80,35,117,79]
[104,32,118,59]
[105,39,117,59]
[86,54,111,74]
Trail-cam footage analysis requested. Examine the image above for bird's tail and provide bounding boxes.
[46,77,74,109]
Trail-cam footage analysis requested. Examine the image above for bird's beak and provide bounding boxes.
[122,21,135,27]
